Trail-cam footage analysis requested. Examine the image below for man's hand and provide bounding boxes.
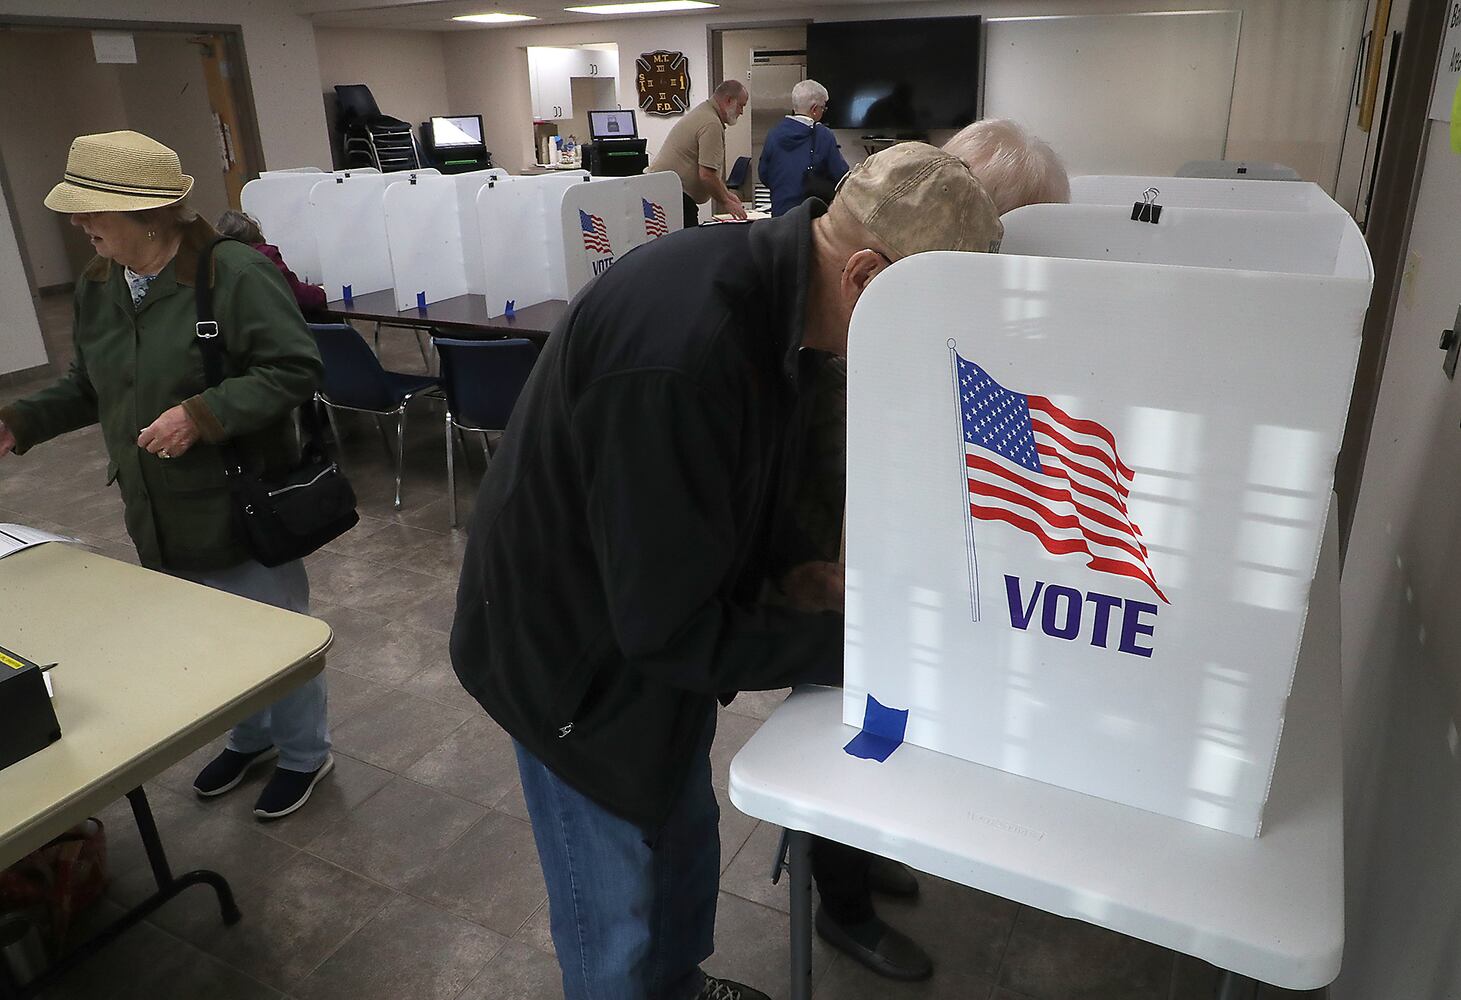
[779,560,845,614]
[0,420,14,458]
[137,405,201,459]
[717,198,748,221]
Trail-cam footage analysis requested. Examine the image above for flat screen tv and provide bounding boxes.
[429,115,484,148]
[807,16,981,132]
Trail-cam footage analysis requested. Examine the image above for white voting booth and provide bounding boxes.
[240,168,388,286]
[843,198,1371,837]
[559,172,681,299]
[1069,175,1346,215]
[476,171,592,317]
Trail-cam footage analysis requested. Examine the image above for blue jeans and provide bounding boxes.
[169,559,331,772]
[515,712,719,1000]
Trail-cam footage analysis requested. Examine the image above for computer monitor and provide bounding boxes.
[429,115,484,148]
[588,109,637,142]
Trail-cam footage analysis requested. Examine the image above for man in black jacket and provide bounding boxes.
[452,142,1003,1000]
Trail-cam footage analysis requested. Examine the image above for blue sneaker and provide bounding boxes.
[193,746,278,798]
[253,755,334,821]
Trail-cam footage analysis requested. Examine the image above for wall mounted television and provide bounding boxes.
[807,16,981,132]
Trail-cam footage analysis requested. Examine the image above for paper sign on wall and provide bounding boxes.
[1430,1,1461,123]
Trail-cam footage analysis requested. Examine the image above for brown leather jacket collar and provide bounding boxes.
[81,216,223,288]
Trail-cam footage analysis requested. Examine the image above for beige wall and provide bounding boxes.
[440,0,1363,185]
[0,29,127,289]
[117,33,231,228]
[0,0,331,376]
[314,26,450,149]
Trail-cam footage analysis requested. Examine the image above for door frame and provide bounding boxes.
[1335,0,1448,557]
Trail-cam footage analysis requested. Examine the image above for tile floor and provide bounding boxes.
[2,293,1323,1000]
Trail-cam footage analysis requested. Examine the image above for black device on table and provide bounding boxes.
[0,643,61,771]
[583,109,648,177]
[422,114,493,174]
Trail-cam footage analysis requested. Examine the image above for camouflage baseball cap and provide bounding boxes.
[835,141,1003,258]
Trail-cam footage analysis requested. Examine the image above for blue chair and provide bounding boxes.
[726,155,751,190]
[310,323,439,510]
[432,337,538,528]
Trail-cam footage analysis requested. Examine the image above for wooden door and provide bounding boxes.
[188,34,256,209]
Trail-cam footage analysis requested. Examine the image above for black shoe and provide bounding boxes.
[868,856,920,899]
[696,976,771,1000]
[252,754,334,820]
[193,746,279,798]
[815,905,933,981]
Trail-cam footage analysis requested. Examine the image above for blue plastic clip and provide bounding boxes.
[342,284,353,305]
[416,291,427,311]
[505,299,516,318]
[843,694,909,763]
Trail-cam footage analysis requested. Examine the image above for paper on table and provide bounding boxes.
[0,523,76,560]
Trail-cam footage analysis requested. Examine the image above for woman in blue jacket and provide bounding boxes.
[758,79,851,216]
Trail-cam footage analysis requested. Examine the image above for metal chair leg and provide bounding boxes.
[446,410,458,528]
[480,431,492,466]
[323,405,346,468]
[393,406,407,511]
[373,414,394,464]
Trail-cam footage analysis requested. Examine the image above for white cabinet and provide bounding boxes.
[530,47,575,121]
[529,47,621,121]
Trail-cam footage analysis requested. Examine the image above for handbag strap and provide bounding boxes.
[193,236,329,473]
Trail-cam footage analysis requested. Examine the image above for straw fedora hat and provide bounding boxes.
[44,130,194,214]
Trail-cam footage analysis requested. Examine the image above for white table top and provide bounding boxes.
[729,509,1342,990]
[0,544,332,868]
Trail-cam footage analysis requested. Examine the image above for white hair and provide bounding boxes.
[791,79,829,116]
[942,118,1070,215]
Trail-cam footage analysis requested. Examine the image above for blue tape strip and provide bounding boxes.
[843,694,908,762]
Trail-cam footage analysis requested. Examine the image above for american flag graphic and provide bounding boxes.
[954,350,1167,603]
[579,210,612,255]
[642,198,668,239]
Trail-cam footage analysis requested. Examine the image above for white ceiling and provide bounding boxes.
[297,0,903,31]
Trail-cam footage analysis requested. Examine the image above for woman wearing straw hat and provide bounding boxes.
[0,131,334,820]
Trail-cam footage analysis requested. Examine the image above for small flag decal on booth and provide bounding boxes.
[949,343,1167,611]
[642,198,668,239]
[579,210,613,254]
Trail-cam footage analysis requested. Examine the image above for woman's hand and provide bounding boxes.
[137,405,200,460]
[0,420,14,458]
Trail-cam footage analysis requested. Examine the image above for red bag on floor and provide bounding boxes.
[0,818,108,947]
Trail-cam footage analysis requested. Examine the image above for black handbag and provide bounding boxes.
[194,237,358,567]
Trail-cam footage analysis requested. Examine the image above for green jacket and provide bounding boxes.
[0,218,323,572]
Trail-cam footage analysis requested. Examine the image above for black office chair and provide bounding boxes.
[334,84,421,173]
[311,323,439,510]
[726,156,752,192]
[433,337,538,528]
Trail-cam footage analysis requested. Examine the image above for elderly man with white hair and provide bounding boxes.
[943,116,1070,215]
[757,78,850,217]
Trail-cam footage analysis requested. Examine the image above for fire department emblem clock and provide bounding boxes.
[637,50,691,116]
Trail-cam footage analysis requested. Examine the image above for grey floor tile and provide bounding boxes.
[187,853,394,993]
[115,940,284,1000]
[306,776,485,889]
[814,953,997,999]
[457,939,566,1000]
[725,688,791,722]
[295,894,504,1000]
[405,714,521,808]
[405,810,547,937]
[720,819,793,913]
[329,686,470,772]
[998,905,1174,1000]
[398,652,483,714]
[252,752,395,849]
[319,666,390,726]
[703,891,836,1000]
[40,898,180,1000]
[512,898,555,955]
[711,709,764,791]
[330,618,446,688]
[876,874,1020,980]
[716,784,759,875]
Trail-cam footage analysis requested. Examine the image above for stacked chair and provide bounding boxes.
[334,84,421,173]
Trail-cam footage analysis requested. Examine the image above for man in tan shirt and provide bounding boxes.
[649,79,749,227]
